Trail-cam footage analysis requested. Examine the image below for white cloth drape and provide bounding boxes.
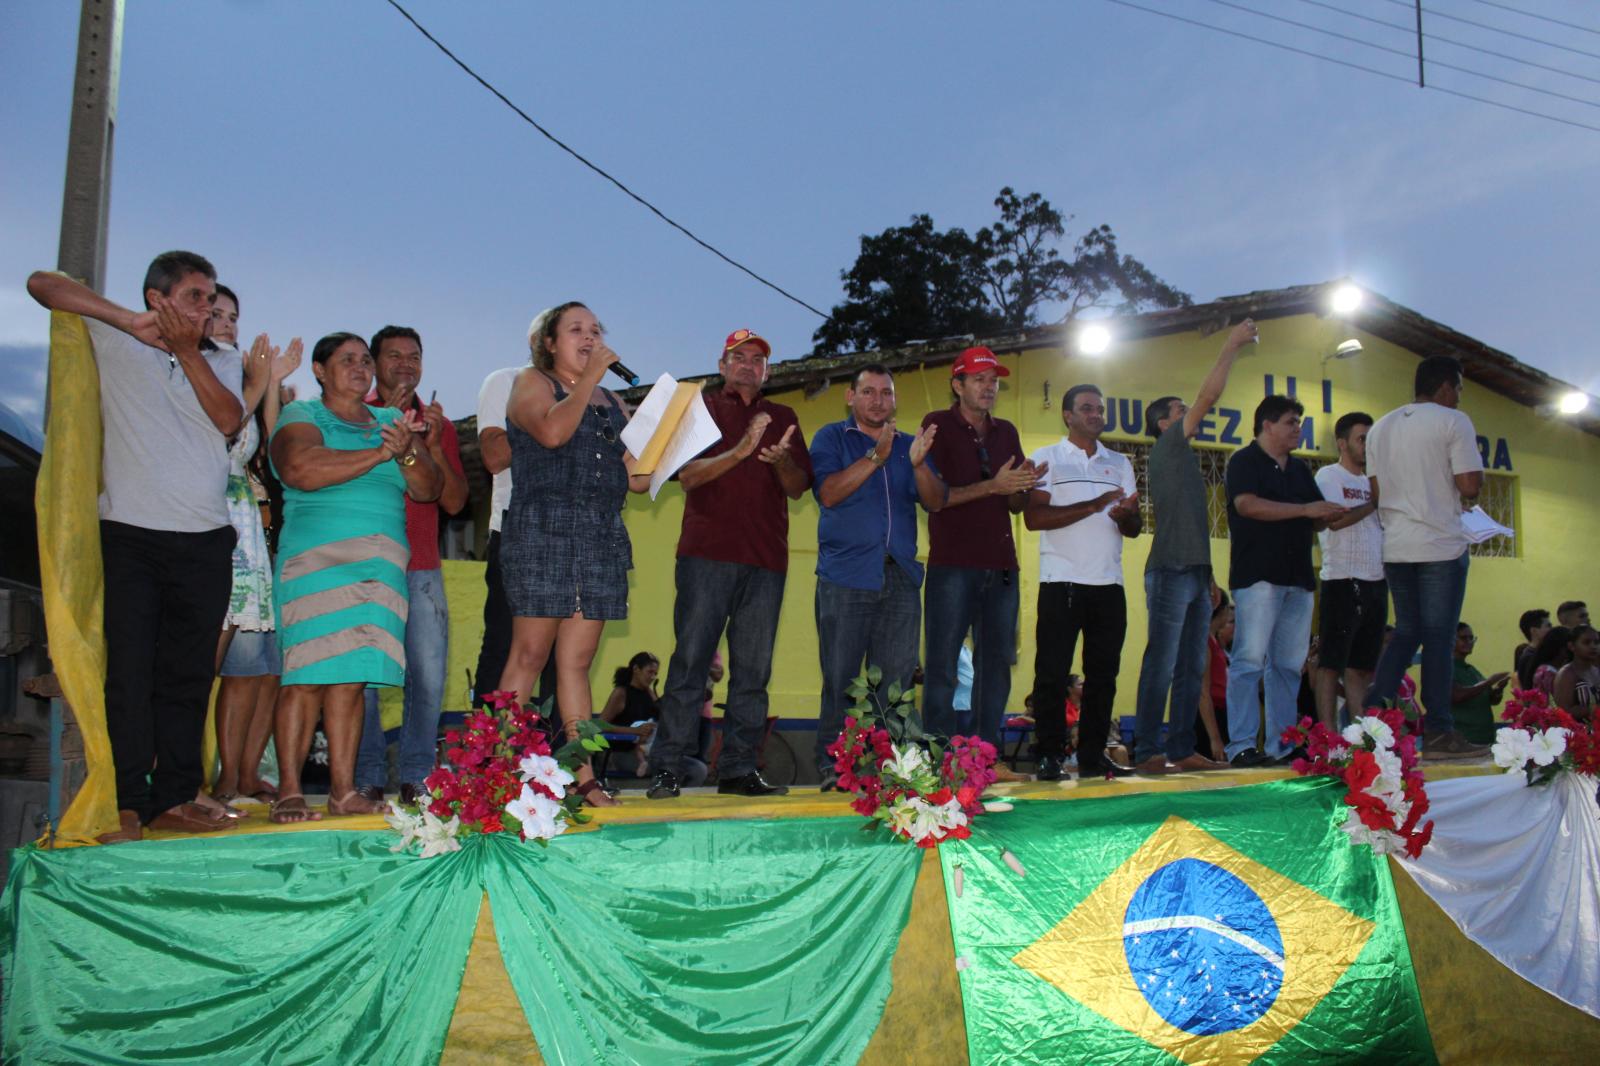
[1395,771,1600,1017]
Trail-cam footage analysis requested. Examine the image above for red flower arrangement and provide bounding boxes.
[1281,706,1434,858]
[386,690,605,856]
[827,665,998,847]
[1491,688,1600,784]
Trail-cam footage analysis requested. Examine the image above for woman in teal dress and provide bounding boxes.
[267,332,442,823]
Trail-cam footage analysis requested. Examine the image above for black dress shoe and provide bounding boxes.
[1273,748,1307,767]
[398,782,430,805]
[355,784,385,804]
[818,772,840,793]
[1230,747,1272,768]
[717,771,789,797]
[1036,755,1064,782]
[646,771,681,799]
[1079,759,1136,779]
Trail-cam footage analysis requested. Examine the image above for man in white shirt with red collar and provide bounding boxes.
[1024,383,1141,780]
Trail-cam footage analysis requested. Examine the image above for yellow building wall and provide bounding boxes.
[587,313,1600,730]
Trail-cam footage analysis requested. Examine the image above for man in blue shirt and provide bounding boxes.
[810,364,946,789]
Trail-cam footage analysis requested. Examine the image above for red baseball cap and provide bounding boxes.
[951,346,1009,378]
[722,328,772,358]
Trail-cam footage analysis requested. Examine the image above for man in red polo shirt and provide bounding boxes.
[647,329,813,798]
[920,347,1041,778]
[355,325,468,803]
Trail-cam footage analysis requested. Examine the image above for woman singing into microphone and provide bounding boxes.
[497,302,650,806]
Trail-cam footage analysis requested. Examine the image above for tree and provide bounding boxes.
[813,188,1190,354]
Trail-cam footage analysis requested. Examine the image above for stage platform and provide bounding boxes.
[8,762,1595,1065]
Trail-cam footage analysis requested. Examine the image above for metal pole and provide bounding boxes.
[56,0,124,292]
[1415,0,1425,89]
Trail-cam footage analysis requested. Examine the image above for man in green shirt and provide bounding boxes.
[1451,623,1510,745]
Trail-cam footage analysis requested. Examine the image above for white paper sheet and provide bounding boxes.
[619,373,723,499]
[1461,505,1514,544]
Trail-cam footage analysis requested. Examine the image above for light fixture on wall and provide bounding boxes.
[1077,324,1111,356]
[1320,338,1363,372]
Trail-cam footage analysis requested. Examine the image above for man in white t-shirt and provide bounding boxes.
[1364,355,1487,759]
[28,252,245,840]
[1313,412,1386,731]
[1024,384,1141,780]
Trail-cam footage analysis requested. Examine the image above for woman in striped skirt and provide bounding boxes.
[267,332,442,823]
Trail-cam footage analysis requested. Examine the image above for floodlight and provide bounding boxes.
[1078,324,1111,356]
[1558,391,1590,416]
[1330,285,1363,315]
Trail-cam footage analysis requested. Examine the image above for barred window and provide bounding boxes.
[1119,442,1517,557]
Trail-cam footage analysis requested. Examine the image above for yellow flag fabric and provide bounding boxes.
[37,309,117,845]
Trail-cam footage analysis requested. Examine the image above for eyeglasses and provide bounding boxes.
[592,407,617,443]
[975,440,992,480]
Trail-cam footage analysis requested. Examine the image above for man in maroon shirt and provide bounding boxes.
[647,329,813,798]
[355,326,468,803]
[920,348,1041,775]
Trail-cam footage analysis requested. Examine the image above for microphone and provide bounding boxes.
[608,360,641,387]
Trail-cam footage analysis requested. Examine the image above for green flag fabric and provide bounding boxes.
[484,817,923,1065]
[1,818,922,1065]
[941,778,1435,1066]
[0,831,483,1066]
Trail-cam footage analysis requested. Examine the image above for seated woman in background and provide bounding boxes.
[599,651,662,776]
[1196,595,1233,763]
[1519,625,1573,695]
[268,332,441,823]
[1553,625,1598,719]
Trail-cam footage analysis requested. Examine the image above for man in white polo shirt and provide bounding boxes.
[472,361,522,707]
[1024,384,1141,780]
[1313,411,1386,731]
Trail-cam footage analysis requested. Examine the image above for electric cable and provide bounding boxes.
[1378,0,1600,63]
[1468,0,1600,38]
[381,0,831,320]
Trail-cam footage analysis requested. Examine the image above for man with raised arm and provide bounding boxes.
[809,364,945,791]
[1363,354,1488,759]
[28,252,245,840]
[1131,319,1256,774]
[647,329,814,799]
[920,347,1043,775]
[1025,383,1142,781]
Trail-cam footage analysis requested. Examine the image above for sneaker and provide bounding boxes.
[1421,731,1491,761]
[716,771,789,797]
[646,770,681,799]
[1229,747,1272,769]
[1036,755,1064,782]
[398,782,428,806]
[355,784,385,804]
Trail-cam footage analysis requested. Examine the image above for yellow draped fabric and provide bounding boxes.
[37,309,118,845]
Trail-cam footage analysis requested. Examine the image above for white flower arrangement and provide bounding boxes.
[505,784,567,843]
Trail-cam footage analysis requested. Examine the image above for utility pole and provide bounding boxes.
[56,0,124,292]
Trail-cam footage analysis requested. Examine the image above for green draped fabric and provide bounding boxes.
[1,832,483,1066]
[940,778,1436,1065]
[2,819,923,1065]
[484,818,923,1065]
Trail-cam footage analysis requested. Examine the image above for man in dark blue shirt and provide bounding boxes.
[810,364,946,789]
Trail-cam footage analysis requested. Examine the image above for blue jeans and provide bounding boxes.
[814,563,922,775]
[923,566,1019,746]
[357,568,449,789]
[652,556,786,780]
[1225,581,1314,759]
[1133,565,1213,763]
[1366,552,1469,735]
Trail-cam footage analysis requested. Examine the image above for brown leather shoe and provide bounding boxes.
[96,809,143,844]
[1136,755,1176,775]
[991,764,1031,783]
[149,801,236,833]
[1172,753,1230,771]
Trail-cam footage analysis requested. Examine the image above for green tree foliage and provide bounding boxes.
[813,188,1190,355]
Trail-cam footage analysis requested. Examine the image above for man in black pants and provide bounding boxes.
[1024,384,1142,780]
[29,252,244,841]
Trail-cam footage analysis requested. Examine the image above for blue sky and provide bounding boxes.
[3,1,1598,431]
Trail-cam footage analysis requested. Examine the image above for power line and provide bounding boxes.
[1293,0,1600,87]
[380,0,831,320]
[1379,0,1600,63]
[1099,0,1600,133]
[1199,0,1600,110]
[1468,0,1600,38]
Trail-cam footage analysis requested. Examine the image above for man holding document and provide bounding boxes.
[647,329,813,799]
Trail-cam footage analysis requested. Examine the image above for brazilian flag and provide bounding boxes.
[942,778,1435,1065]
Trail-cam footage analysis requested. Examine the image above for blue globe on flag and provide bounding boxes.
[1122,858,1284,1035]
